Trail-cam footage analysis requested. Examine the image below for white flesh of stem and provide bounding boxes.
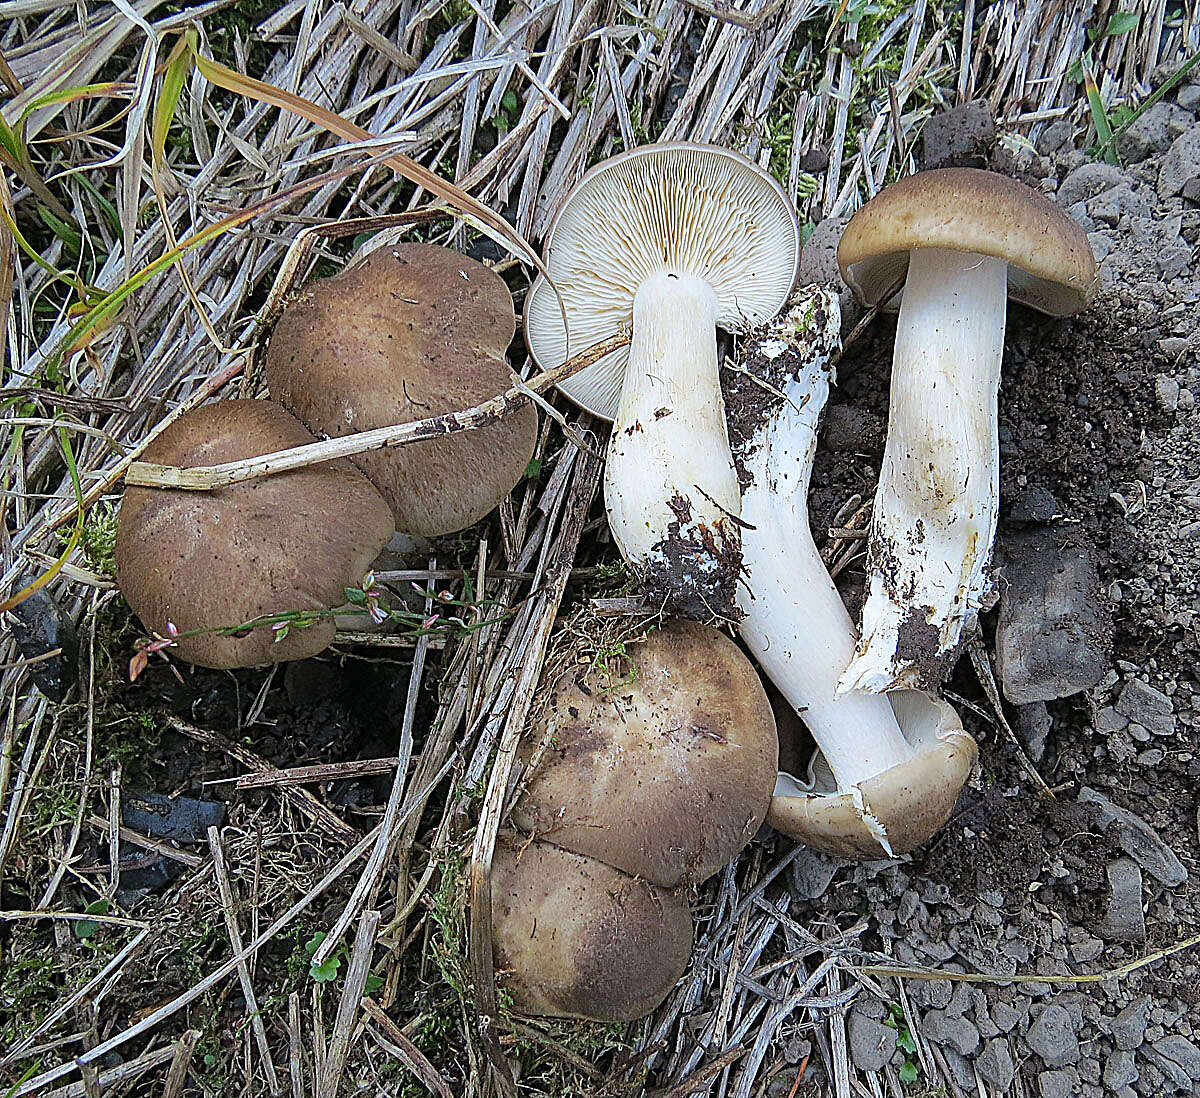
[604,270,740,581]
[841,247,1007,693]
[737,336,914,790]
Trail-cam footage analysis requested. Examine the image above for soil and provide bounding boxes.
[779,99,1200,1096]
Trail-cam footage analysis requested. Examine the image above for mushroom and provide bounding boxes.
[116,399,394,669]
[512,620,778,887]
[490,833,691,1022]
[836,168,1098,692]
[724,289,976,858]
[523,143,800,620]
[265,242,538,537]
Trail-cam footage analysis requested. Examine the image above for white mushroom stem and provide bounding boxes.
[737,304,914,791]
[841,247,1008,693]
[605,270,741,607]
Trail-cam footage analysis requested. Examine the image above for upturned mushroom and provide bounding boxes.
[724,290,976,858]
[836,168,1098,693]
[512,620,778,888]
[523,144,800,620]
[265,242,537,537]
[116,400,394,669]
[490,833,691,1022]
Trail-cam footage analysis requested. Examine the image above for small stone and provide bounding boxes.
[1007,485,1062,523]
[1096,706,1129,734]
[1178,84,1200,113]
[1079,787,1189,886]
[1115,679,1176,735]
[1159,124,1200,199]
[1179,388,1196,410]
[921,1008,979,1060]
[1017,702,1052,761]
[1156,374,1182,411]
[847,1011,898,1071]
[123,790,225,844]
[1037,119,1075,155]
[995,530,1111,704]
[795,216,858,325]
[1038,1068,1080,1098]
[1027,1005,1081,1068]
[1059,161,1130,206]
[1105,1051,1139,1089]
[1097,857,1147,943]
[940,1047,976,1090]
[1118,101,1193,161]
[977,1039,1015,1089]
[992,1002,1021,1032]
[8,578,79,702]
[1089,183,1148,226]
[1142,1045,1194,1090]
[922,99,996,168]
[788,845,842,900]
[1136,748,1165,767]
[1069,936,1105,963]
[908,977,953,1010]
[1153,1035,1200,1080]
[1112,997,1152,1050]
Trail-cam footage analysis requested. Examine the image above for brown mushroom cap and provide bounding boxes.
[837,167,1098,316]
[115,399,393,669]
[512,621,778,888]
[490,833,691,1022]
[265,242,538,537]
[768,692,977,859]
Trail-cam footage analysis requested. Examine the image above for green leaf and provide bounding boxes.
[75,898,110,940]
[153,33,195,165]
[898,1059,919,1085]
[304,931,327,956]
[524,457,542,479]
[38,206,82,253]
[501,90,518,114]
[799,220,816,246]
[344,587,368,605]
[1103,11,1140,36]
[365,973,384,994]
[309,954,341,983]
[897,1029,917,1055]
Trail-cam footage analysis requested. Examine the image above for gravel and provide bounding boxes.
[1096,856,1147,942]
[1079,787,1189,886]
[1027,1005,1082,1068]
[1104,1050,1140,1089]
[846,1011,897,1071]
[976,1038,1016,1089]
[1111,997,1152,1050]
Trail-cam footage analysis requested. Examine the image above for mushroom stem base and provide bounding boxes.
[605,270,742,620]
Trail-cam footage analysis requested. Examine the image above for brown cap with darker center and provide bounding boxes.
[837,167,1098,316]
[265,242,538,537]
[512,621,778,888]
[115,399,394,669]
[490,833,691,1022]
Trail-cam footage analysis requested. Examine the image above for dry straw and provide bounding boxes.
[1,1,1197,1096]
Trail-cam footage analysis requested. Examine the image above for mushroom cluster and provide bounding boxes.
[492,621,778,1020]
[116,246,537,669]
